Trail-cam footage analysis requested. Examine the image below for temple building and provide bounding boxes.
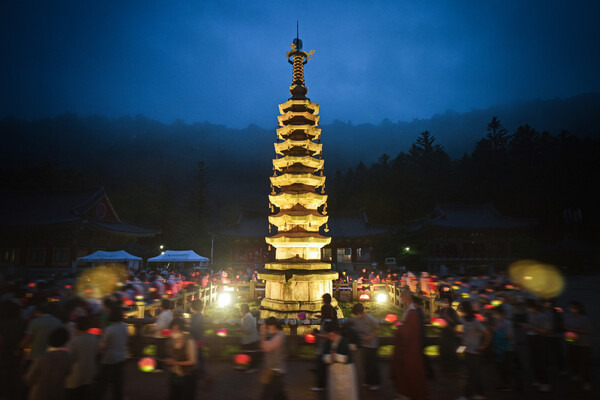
[257,33,338,319]
[0,187,161,268]
[407,203,536,273]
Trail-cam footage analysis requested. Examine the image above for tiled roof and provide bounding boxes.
[0,187,161,236]
[215,209,396,239]
[424,204,536,230]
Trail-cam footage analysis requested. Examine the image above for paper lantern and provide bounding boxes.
[234,353,251,366]
[143,344,157,356]
[474,314,485,322]
[424,345,440,357]
[297,312,306,320]
[138,357,156,372]
[161,329,172,338]
[384,314,398,323]
[87,328,102,336]
[359,294,370,301]
[564,332,578,343]
[216,328,228,337]
[431,317,448,328]
[484,304,495,309]
[304,333,316,344]
[491,300,502,307]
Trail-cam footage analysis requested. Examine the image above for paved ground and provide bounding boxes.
[120,356,598,400]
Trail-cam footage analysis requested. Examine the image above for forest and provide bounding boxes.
[1,93,599,257]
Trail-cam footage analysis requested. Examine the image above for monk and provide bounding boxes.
[390,289,429,400]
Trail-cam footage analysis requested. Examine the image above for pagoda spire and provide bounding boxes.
[286,23,314,100]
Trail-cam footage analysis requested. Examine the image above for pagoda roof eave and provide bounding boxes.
[270,173,325,188]
[278,99,319,115]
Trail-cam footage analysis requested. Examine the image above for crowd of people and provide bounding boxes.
[0,267,594,400]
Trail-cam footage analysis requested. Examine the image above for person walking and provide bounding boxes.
[259,317,288,400]
[64,317,99,400]
[312,293,337,392]
[437,295,460,375]
[96,307,128,400]
[164,318,197,400]
[521,298,551,392]
[390,289,429,400]
[190,300,212,386]
[564,300,592,391]
[238,303,260,373]
[24,326,73,400]
[456,300,491,400]
[351,303,380,391]
[322,320,359,400]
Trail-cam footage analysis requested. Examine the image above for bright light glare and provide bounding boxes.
[376,293,387,303]
[218,293,232,307]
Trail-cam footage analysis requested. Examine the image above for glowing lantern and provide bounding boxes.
[454,281,462,285]
[424,345,440,357]
[431,317,448,328]
[297,312,306,320]
[461,293,470,299]
[87,328,102,336]
[359,294,370,301]
[143,345,157,356]
[65,285,72,289]
[216,328,228,337]
[138,357,156,372]
[474,314,485,322]
[304,333,316,344]
[393,321,403,329]
[28,282,36,288]
[161,329,172,338]
[491,300,502,307]
[505,284,514,290]
[564,332,578,343]
[484,304,495,309]
[554,307,563,313]
[385,314,398,323]
[234,353,251,366]
[125,300,134,306]
[452,285,460,290]
[135,295,144,301]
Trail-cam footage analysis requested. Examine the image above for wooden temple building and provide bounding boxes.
[407,203,537,273]
[0,187,161,268]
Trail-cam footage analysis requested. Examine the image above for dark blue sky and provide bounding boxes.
[2,0,599,128]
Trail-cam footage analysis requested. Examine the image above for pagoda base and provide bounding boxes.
[258,267,341,320]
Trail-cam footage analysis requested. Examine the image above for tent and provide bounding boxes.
[76,250,142,271]
[147,250,209,268]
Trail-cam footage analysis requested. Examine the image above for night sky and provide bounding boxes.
[2,0,599,129]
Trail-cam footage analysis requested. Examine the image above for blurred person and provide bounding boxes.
[259,317,288,400]
[190,300,211,385]
[64,317,99,400]
[490,305,519,392]
[521,298,551,392]
[351,303,380,391]
[437,295,460,374]
[24,326,73,400]
[390,289,429,400]
[311,293,337,392]
[322,320,358,400]
[542,298,566,375]
[165,318,197,400]
[0,299,26,400]
[238,303,260,373]
[154,299,174,371]
[564,301,592,390]
[21,302,63,363]
[97,307,128,400]
[456,300,491,400]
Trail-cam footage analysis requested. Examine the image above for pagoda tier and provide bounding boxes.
[259,32,339,321]
[276,125,321,141]
[274,139,322,156]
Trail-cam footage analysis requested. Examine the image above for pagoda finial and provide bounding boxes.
[286,22,314,100]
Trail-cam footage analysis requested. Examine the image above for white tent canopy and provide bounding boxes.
[77,250,142,262]
[75,250,142,272]
[148,250,209,266]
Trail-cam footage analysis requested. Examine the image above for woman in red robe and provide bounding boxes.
[390,291,429,400]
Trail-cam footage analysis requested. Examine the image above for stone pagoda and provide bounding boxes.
[259,32,339,319]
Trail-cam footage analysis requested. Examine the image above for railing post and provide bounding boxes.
[249,280,255,302]
[352,280,358,302]
[136,299,145,318]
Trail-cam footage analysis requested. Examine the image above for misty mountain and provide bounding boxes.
[1,92,598,228]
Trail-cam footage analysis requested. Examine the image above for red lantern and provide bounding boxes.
[474,313,485,322]
[234,353,251,366]
[304,333,316,344]
[138,357,156,372]
[87,328,102,336]
[216,328,228,337]
[161,329,172,338]
[431,317,448,328]
[384,314,398,323]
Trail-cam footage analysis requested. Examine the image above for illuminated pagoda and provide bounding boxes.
[259,30,339,319]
